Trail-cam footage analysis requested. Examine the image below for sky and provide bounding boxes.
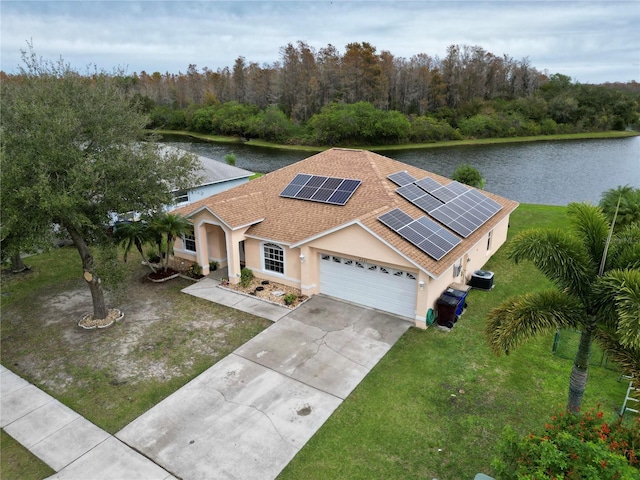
[1,1,639,84]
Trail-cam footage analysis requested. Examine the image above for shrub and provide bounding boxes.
[239,267,254,288]
[187,264,203,278]
[493,406,640,479]
[452,164,485,189]
[146,248,161,264]
[284,293,297,305]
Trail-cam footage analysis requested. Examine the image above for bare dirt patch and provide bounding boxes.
[1,262,270,402]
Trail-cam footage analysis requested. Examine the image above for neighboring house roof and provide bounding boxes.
[172,148,519,277]
[161,145,254,191]
[192,154,254,187]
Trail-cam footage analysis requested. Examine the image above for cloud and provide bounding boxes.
[1,1,638,83]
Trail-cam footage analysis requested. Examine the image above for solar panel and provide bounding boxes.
[378,208,414,231]
[280,174,362,206]
[397,184,428,202]
[396,184,444,213]
[430,186,460,203]
[415,177,442,192]
[388,171,418,187]
[413,195,444,213]
[447,181,470,196]
[429,190,502,238]
[378,208,462,261]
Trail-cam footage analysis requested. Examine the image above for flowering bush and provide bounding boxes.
[493,406,639,479]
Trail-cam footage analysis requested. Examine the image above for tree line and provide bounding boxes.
[2,41,638,146]
[133,41,639,145]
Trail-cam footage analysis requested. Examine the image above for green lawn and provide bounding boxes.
[0,431,54,480]
[277,204,628,480]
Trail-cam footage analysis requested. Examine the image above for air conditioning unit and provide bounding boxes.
[468,270,494,290]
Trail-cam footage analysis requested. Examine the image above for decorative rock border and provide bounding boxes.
[78,309,124,330]
[147,272,180,283]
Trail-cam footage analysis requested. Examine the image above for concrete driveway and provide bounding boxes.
[117,296,411,480]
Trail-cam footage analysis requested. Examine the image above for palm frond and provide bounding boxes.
[595,328,640,380]
[486,290,585,355]
[607,223,640,270]
[593,269,640,349]
[508,229,593,301]
[567,202,610,267]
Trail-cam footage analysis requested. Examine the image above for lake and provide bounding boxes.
[163,135,639,206]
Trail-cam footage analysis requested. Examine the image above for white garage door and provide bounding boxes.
[319,254,417,318]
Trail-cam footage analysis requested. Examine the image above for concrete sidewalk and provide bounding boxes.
[0,364,175,479]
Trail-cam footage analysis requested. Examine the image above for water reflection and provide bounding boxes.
[164,135,639,206]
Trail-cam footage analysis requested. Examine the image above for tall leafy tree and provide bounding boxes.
[1,47,200,319]
[486,203,640,412]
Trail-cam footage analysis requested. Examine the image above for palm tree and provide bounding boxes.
[114,220,157,273]
[600,185,640,231]
[486,203,640,412]
[152,213,192,272]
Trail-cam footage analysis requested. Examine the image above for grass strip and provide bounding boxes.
[156,129,638,153]
[0,430,55,480]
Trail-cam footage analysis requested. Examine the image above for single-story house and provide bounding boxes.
[167,147,254,209]
[172,148,518,328]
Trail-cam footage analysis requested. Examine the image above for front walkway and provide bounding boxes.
[182,277,291,322]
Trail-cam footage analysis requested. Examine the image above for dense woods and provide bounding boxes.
[3,41,639,146]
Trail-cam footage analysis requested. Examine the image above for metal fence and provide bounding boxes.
[552,329,618,371]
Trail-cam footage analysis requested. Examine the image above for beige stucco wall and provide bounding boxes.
[414,216,511,329]
[173,212,513,328]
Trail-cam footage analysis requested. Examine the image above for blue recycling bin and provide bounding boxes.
[441,287,468,317]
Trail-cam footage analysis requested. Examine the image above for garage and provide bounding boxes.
[319,254,417,318]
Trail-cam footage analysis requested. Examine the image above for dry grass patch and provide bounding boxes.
[1,252,270,432]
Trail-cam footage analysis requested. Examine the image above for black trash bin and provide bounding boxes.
[436,294,459,327]
[442,287,469,317]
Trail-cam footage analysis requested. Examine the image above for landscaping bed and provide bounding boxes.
[222,277,307,308]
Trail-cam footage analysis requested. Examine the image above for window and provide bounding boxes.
[183,231,196,252]
[263,243,284,274]
[174,190,189,204]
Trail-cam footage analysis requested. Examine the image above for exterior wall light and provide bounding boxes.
[419,280,425,290]
[299,253,305,263]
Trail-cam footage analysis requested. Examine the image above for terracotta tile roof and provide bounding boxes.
[173,148,518,277]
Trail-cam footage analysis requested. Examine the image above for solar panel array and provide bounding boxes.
[384,170,504,250]
[429,189,502,238]
[378,208,462,261]
[280,173,362,206]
